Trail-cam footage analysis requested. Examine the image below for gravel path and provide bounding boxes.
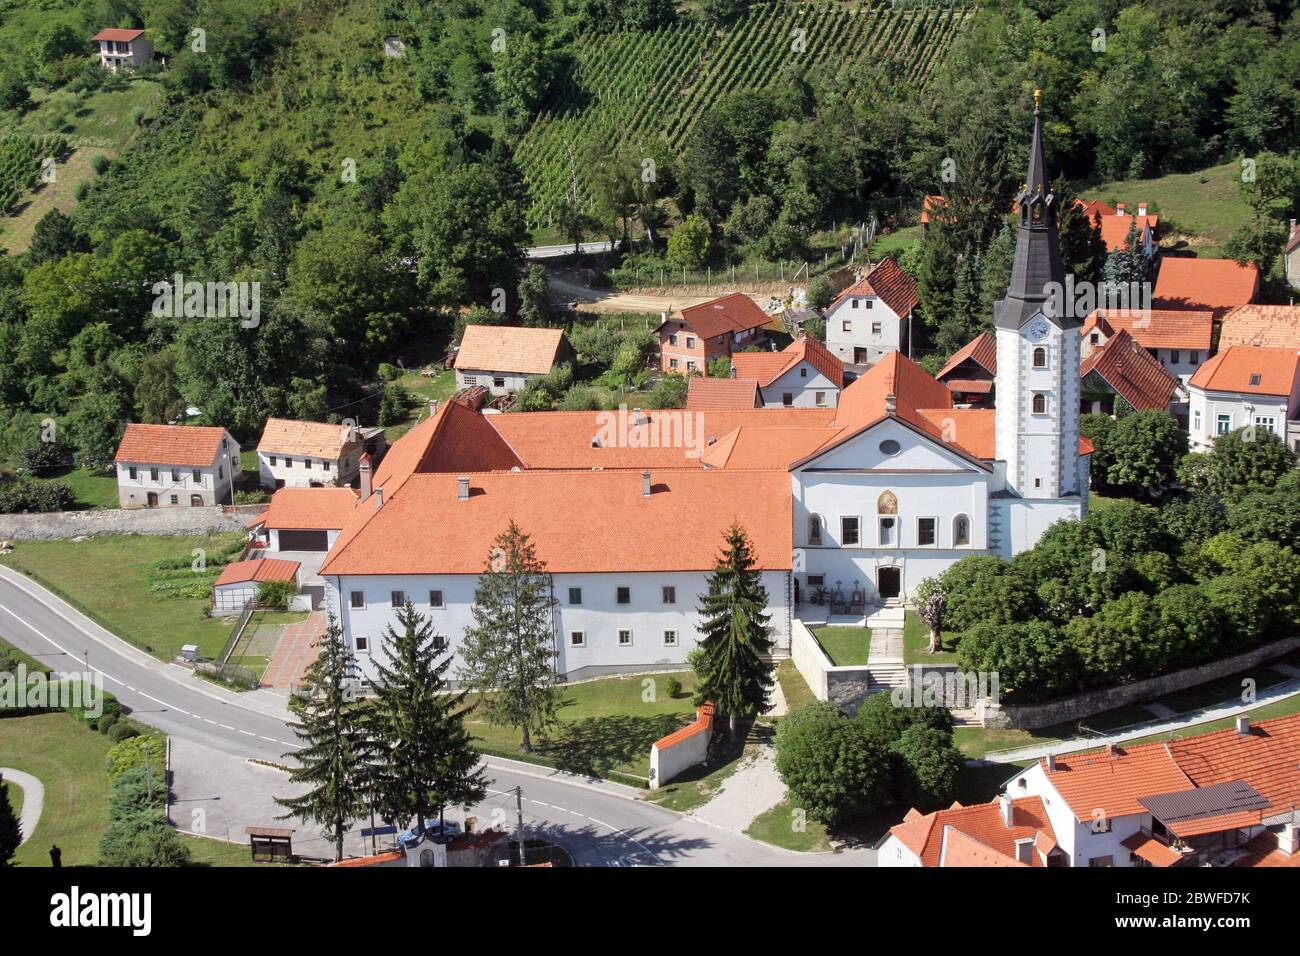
[688,744,785,834]
[0,767,44,845]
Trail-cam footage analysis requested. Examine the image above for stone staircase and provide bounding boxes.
[865,608,906,695]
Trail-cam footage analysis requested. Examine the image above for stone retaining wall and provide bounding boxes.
[0,506,249,541]
[790,619,875,711]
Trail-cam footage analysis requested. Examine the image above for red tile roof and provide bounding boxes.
[920,195,947,225]
[1154,257,1260,315]
[939,827,1028,867]
[731,335,845,388]
[1232,830,1300,868]
[1075,198,1116,219]
[372,399,522,495]
[1187,345,1300,397]
[888,797,1057,867]
[1085,308,1213,351]
[653,704,714,751]
[1168,714,1300,819]
[257,487,359,531]
[1219,304,1300,350]
[937,331,997,380]
[1098,214,1158,253]
[672,293,772,340]
[1040,743,1193,821]
[685,377,761,410]
[453,325,567,375]
[829,257,919,319]
[114,424,231,467]
[258,418,354,459]
[945,378,993,394]
[214,557,300,587]
[1120,831,1184,867]
[1080,329,1181,410]
[700,426,846,469]
[92,28,145,42]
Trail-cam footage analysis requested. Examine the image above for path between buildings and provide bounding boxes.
[0,767,44,845]
[260,612,326,689]
[688,744,785,834]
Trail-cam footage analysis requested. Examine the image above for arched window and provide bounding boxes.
[953,514,971,547]
[1032,346,1047,368]
[1032,393,1047,414]
[807,513,823,546]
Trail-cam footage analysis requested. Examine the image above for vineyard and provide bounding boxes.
[516,2,973,229]
[0,133,69,215]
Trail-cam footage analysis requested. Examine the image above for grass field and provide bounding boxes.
[871,224,923,258]
[903,610,958,665]
[812,626,871,666]
[775,659,816,714]
[0,533,245,660]
[745,797,833,852]
[0,712,114,867]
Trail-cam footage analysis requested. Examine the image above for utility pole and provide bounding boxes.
[514,786,527,866]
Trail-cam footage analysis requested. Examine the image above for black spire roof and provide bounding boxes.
[994,91,1072,330]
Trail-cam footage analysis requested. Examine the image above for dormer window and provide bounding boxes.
[1250,373,1262,386]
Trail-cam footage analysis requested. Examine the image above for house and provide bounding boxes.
[257,418,386,490]
[452,325,573,396]
[249,486,361,554]
[658,293,771,374]
[1074,197,1116,220]
[113,424,240,509]
[935,331,997,406]
[823,257,919,367]
[1153,257,1260,317]
[1081,308,1213,385]
[879,794,1065,867]
[91,28,154,72]
[1079,329,1185,416]
[729,335,845,408]
[1219,304,1300,350]
[212,558,301,612]
[685,377,761,411]
[1286,220,1300,291]
[999,714,1300,867]
[1097,204,1159,257]
[1186,345,1300,454]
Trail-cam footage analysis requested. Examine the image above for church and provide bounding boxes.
[260,99,1091,682]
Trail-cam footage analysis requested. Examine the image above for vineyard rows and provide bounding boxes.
[517,2,973,229]
[0,133,69,215]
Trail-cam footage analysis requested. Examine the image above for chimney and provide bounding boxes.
[632,407,645,427]
[1046,753,1056,772]
[1115,202,1126,216]
[373,487,383,510]
[1236,715,1251,736]
[1137,203,1148,217]
[457,476,470,501]
[884,393,897,415]
[998,793,1014,828]
[359,452,373,499]
[1291,218,1297,236]
[1014,838,1034,864]
[642,470,651,497]
[1279,823,1299,857]
[1106,742,1117,756]
[428,399,439,417]
[591,435,602,448]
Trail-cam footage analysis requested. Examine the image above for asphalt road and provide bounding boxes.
[525,240,613,259]
[0,565,871,866]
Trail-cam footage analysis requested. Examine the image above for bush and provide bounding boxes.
[106,734,165,784]
[665,676,683,699]
[378,362,403,381]
[90,152,111,174]
[257,579,296,610]
[774,703,891,825]
[892,725,963,812]
[957,620,1077,702]
[0,478,75,513]
[109,721,141,743]
[13,440,67,475]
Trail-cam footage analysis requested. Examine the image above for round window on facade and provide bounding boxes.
[879,439,901,455]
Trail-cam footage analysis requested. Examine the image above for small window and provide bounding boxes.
[390,590,405,608]
[879,439,901,455]
[686,361,697,372]
[616,586,631,605]
[806,574,824,588]
[815,391,827,407]
[1190,351,1199,365]
[568,587,582,605]
[1192,410,1202,432]
[1216,413,1232,435]
[433,634,447,651]
[782,393,793,407]
[851,299,860,309]
[269,456,277,466]
[1170,349,1180,364]
[218,466,224,479]
[286,458,293,468]
[570,631,586,647]
[464,375,477,386]
[1089,332,1100,345]
[150,467,159,482]
[842,320,852,333]
[129,466,138,480]
[808,514,822,546]
[871,322,882,335]
[1032,393,1047,414]
[350,591,365,609]
[170,494,178,504]
[954,514,971,547]
[618,629,633,647]
[429,590,443,608]
[879,516,896,547]
[862,299,873,309]
[841,516,860,546]
[304,459,312,470]
[917,517,936,547]
[662,586,676,604]
[192,469,201,482]
[669,358,679,369]
[799,366,807,378]
[354,636,369,653]
[322,460,331,472]
[171,469,181,482]
[1249,373,1262,386]
[669,333,678,346]
[686,337,695,349]
[662,630,678,647]
[1032,346,1047,368]
[493,376,506,389]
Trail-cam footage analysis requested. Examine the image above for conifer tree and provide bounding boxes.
[459,521,560,752]
[276,616,370,862]
[0,773,20,866]
[693,523,775,739]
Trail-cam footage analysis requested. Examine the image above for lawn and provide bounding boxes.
[871,224,923,258]
[46,464,119,509]
[387,367,458,441]
[903,610,958,665]
[0,533,246,661]
[1150,664,1291,715]
[812,626,871,666]
[2,776,20,825]
[0,712,114,867]
[464,671,699,785]
[775,659,816,714]
[745,798,833,852]
[1121,691,1300,747]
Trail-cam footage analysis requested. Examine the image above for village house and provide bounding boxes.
[1218,303,1300,350]
[1186,345,1300,454]
[657,293,771,374]
[729,335,845,408]
[211,557,301,612]
[1079,328,1185,416]
[1092,201,1159,258]
[935,331,997,406]
[1153,256,1260,317]
[452,325,573,396]
[880,794,1065,867]
[113,424,240,509]
[1081,307,1213,385]
[823,257,919,368]
[256,418,386,490]
[1286,220,1300,290]
[91,28,154,71]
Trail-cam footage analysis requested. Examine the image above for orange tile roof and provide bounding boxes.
[92,28,145,41]
[653,704,714,751]
[257,418,354,459]
[937,331,997,380]
[1119,831,1184,867]
[1040,743,1193,821]
[672,293,771,340]
[1219,304,1300,350]
[888,797,1056,867]
[372,400,523,495]
[1232,830,1300,868]
[329,850,404,868]
[686,377,761,410]
[700,426,846,469]
[453,325,567,375]
[1187,345,1300,397]
[731,336,846,389]
[920,195,946,225]
[1075,198,1116,219]
[114,424,231,467]
[1154,257,1260,315]
[1168,714,1300,818]
[1098,214,1158,253]
[940,827,1028,867]
[320,469,792,576]
[214,557,300,587]
[1080,329,1181,410]
[945,378,993,394]
[258,487,360,530]
[829,257,919,318]
[1166,809,1263,838]
[1086,308,1213,351]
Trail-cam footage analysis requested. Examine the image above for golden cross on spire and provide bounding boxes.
[1034,88,1042,109]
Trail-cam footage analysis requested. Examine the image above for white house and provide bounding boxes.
[452,325,573,396]
[113,424,240,509]
[730,335,845,408]
[212,557,300,612]
[256,418,385,490]
[91,28,154,71]
[823,257,918,367]
[1185,345,1300,454]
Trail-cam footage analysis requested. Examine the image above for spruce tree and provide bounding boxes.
[371,602,487,834]
[276,616,370,862]
[0,773,20,865]
[459,520,560,752]
[694,523,775,739]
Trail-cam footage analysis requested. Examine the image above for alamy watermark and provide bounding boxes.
[891,669,1000,710]
[593,404,706,459]
[0,664,103,718]
[151,273,260,328]
[1042,277,1152,324]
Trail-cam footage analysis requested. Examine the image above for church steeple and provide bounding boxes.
[994,91,1070,330]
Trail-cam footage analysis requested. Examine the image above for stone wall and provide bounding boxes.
[790,618,875,711]
[982,636,1300,729]
[0,506,249,541]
